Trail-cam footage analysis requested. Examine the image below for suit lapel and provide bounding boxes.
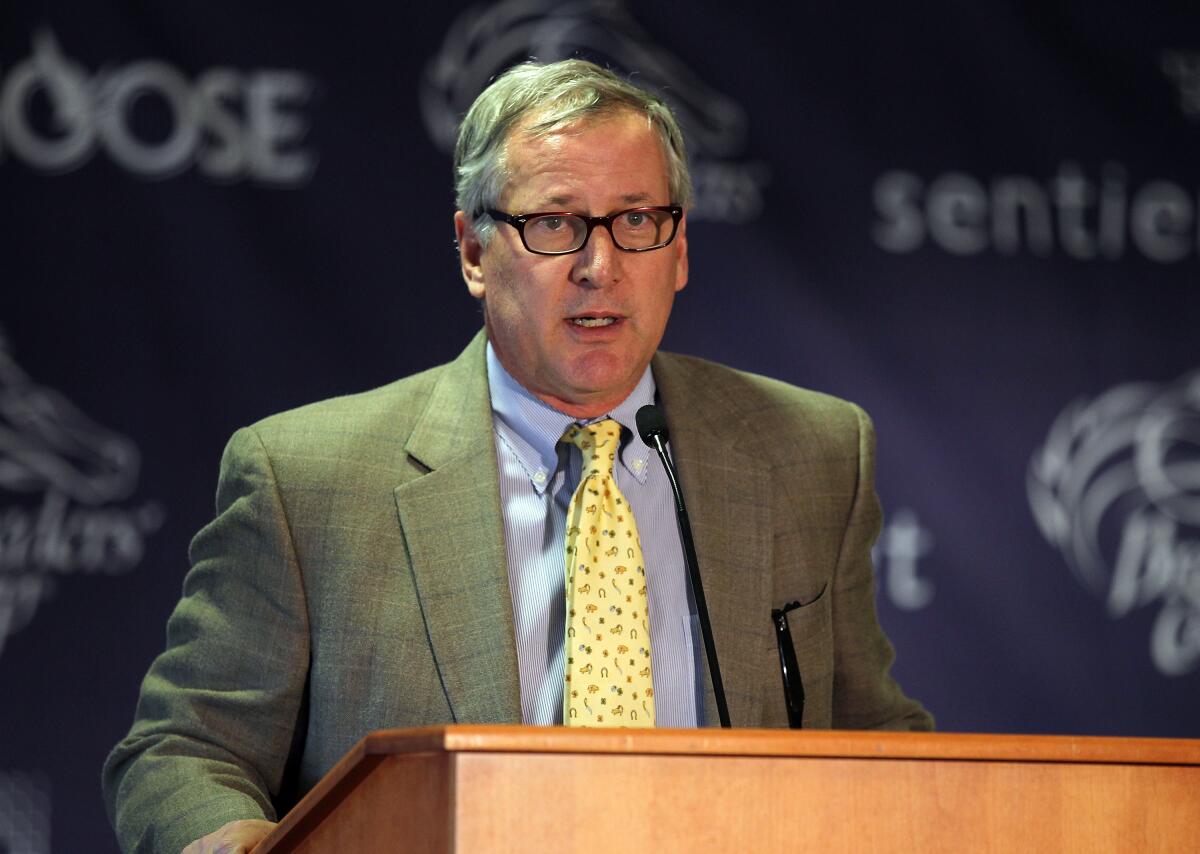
[653,353,774,728]
[395,331,522,724]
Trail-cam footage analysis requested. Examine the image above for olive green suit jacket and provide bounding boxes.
[103,331,931,853]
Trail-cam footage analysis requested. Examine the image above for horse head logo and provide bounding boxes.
[420,0,765,223]
[1028,369,1200,675]
[0,329,139,505]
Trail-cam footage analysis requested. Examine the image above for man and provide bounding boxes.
[103,59,931,853]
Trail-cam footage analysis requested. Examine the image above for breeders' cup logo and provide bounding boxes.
[421,0,768,223]
[0,330,162,660]
[0,29,317,185]
[1028,371,1200,676]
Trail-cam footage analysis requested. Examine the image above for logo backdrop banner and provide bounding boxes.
[2,2,1197,850]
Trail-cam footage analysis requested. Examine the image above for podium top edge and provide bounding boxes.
[358,725,1200,766]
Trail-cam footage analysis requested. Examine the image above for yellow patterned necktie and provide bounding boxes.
[562,420,655,728]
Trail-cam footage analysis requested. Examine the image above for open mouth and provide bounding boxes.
[570,316,618,328]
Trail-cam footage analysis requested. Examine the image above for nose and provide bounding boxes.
[570,223,622,288]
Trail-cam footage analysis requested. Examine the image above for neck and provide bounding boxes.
[536,392,623,421]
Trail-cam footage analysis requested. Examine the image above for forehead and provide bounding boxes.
[499,109,670,208]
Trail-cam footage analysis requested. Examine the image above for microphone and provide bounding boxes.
[635,404,731,728]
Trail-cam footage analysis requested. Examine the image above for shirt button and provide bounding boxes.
[632,459,646,473]
[533,470,548,485]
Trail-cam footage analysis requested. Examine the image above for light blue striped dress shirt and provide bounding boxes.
[486,343,702,727]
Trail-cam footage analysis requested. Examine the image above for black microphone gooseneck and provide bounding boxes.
[635,404,731,728]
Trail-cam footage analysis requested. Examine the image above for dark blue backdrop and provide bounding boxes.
[2,2,1197,851]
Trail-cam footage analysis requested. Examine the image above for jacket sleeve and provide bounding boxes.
[101,427,311,854]
[830,405,934,731]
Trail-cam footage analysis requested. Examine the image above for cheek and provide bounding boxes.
[643,277,680,322]
[484,266,558,340]
[503,264,566,319]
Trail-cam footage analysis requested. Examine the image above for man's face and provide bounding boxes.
[455,110,689,419]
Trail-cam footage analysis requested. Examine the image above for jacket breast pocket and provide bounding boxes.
[774,582,833,729]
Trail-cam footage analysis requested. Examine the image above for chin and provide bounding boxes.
[563,360,640,403]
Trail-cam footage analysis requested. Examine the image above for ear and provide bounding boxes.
[455,211,487,299]
[673,213,689,293]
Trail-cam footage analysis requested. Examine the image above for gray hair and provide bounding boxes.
[454,59,692,243]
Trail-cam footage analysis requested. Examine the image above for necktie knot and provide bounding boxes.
[563,419,621,479]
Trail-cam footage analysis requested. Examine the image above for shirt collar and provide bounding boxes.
[486,341,657,494]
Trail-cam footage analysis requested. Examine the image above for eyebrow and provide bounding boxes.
[538,191,656,209]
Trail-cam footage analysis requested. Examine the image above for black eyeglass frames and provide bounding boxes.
[481,206,683,255]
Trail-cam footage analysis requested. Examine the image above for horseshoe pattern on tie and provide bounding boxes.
[561,420,655,729]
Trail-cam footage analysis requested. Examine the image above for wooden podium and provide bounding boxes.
[258,725,1200,852]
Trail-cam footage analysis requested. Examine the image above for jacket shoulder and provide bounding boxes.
[653,351,871,455]
[237,363,447,455]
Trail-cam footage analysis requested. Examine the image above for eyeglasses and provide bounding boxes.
[483,205,683,255]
